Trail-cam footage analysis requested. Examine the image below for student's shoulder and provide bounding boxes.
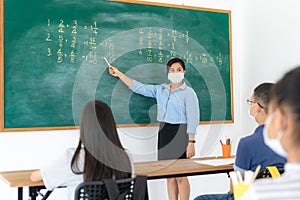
[240,125,264,144]
[241,133,258,142]
[66,147,77,157]
[238,132,261,148]
[65,147,84,162]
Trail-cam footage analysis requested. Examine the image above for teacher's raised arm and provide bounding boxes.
[107,58,200,200]
[108,66,133,87]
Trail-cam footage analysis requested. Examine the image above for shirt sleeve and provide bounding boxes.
[185,88,200,134]
[129,80,158,98]
[234,138,252,173]
[41,148,83,190]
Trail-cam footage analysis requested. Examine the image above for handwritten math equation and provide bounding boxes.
[45,19,224,66]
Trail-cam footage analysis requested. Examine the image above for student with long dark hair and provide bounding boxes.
[241,66,300,199]
[30,100,132,200]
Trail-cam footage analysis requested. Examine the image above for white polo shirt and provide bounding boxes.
[41,148,134,200]
[240,162,300,200]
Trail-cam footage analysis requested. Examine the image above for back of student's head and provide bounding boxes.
[271,66,300,143]
[71,100,132,181]
[253,82,274,113]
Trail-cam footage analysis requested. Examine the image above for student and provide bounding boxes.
[194,83,286,200]
[109,58,199,200]
[241,66,300,200]
[30,100,132,200]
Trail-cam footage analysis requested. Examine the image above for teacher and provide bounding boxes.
[108,57,200,200]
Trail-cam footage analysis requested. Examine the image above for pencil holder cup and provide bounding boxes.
[233,183,250,200]
[221,144,231,158]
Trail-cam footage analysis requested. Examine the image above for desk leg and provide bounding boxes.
[227,171,230,178]
[18,187,23,200]
[28,187,38,200]
[41,190,53,200]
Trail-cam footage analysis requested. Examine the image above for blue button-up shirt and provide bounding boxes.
[129,80,200,134]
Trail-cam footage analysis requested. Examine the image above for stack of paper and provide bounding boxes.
[194,158,235,166]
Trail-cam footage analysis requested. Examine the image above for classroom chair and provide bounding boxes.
[256,166,284,179]
[74,176,148,200]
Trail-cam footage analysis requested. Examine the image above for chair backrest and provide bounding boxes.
[256,166,285,179]
[74,177,147,200]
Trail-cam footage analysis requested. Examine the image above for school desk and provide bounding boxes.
[0,157,234,200]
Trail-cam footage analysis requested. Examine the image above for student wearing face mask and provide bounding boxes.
[240,66,300,200]
[194,83,286,200]
[234,83,286,173]
[109,57,199,200]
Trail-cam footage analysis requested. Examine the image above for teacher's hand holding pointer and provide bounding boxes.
[109,66,133,87]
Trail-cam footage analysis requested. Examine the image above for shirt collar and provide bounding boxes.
[163,82,186,90]
[254,124,265,134]
[284,162,300,176]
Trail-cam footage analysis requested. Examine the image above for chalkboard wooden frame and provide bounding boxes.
[0,0,3,131]
[0,0,233,132]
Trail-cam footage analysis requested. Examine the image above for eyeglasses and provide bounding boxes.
[246,99,264,109]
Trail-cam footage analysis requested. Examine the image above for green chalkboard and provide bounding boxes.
[1,0,233,131]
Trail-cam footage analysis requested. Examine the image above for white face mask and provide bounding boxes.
[248,104,257,120]
[263,113,287,158]
[168,72,184,84]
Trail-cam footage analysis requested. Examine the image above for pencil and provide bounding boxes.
[220,140,223,145]
[251,165,261,183]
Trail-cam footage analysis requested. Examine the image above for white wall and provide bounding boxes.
[240,0,300,135]
[2,0,300,199]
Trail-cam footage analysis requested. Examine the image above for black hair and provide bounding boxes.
[167,57,186,71]
[271,66,300,142]
[71,100,132,181]
[253,82,274,113]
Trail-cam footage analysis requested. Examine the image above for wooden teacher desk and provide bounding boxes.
[0,157,234,200]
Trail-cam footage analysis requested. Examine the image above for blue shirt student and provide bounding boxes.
[129,80,199,134]
[194,125,286,200]
[194,83,287,200]
[234,124,286,172]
